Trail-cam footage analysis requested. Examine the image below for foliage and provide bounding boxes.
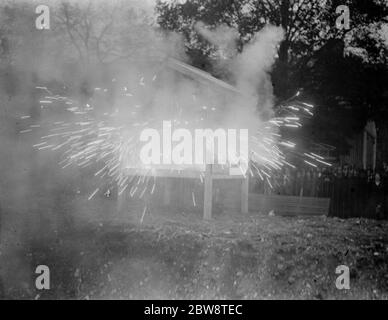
[156,0,388,156]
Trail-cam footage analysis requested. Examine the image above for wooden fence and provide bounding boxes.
[248,194,330,216]
[253,174,388,219]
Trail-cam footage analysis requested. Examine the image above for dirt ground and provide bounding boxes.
[1,200,388,300]
[1,88,387,300]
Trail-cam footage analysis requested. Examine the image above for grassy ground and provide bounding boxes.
[1,205,388,300]
[2,94,386,300]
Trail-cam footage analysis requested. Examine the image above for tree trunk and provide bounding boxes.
[273,0,290,99]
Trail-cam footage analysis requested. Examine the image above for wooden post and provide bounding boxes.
[163,178,171,206]
[117,166,128,215]
[203,164,213,220]
[117,185,126,214]
[241,176,249,214]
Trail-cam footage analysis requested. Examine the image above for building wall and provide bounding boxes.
[342,121,376,169]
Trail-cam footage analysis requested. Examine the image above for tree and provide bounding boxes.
[302,38,388,157]
[156,0,388,161]
[54,0,168,69]
[156,0,388,97]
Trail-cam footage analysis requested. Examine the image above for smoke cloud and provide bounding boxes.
[0,0,285,297]
[191,22,284,130]
[233,25,284,121]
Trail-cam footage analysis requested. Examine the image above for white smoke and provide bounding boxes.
[194,21,239,60]
[233,25,284,119]
[191,22,284,129]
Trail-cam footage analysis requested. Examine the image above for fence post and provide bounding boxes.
[241,176,249,214]
[203,164,213,220]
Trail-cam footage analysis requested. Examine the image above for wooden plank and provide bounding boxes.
[248,198,330,208]
[241,177,249,214]
[163,179,171,206]
[249,193,330,216]
[123,167,201,179]
[212,174,247,180]
[123,167,246,180]
[203,164,213,220]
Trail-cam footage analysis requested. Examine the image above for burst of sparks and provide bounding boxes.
[19,76,331,206]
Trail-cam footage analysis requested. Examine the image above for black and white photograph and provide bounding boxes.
[0,0,388,305]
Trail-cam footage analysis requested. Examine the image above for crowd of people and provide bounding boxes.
[253,164,388,219]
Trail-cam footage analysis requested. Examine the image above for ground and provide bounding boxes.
[1,203,388,300]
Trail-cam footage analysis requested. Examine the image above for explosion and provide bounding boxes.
[19,26,331,205]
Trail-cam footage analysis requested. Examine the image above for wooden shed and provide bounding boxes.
[117,58,249,219]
